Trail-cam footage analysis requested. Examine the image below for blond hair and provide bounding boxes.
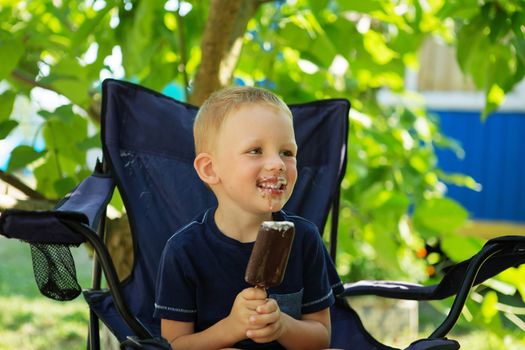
[193,86,292,155]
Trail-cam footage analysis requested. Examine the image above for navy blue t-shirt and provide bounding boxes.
[154,208,343,349]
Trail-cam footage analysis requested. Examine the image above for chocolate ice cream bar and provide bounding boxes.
[245,221,295,288]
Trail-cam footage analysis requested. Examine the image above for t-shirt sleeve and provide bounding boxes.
[153,239,197,322]
[301,225,343,314]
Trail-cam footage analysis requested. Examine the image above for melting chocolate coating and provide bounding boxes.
[245,221,295,288]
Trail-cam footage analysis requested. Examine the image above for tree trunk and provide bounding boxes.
[189,0,262,105]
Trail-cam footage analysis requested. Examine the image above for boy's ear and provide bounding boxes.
[194,153,219,185]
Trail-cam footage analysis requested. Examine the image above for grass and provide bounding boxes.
[0,236,92,350]
[0,296,89,350]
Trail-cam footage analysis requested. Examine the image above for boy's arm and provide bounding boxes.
[161,318,237,350]
[278,308,331,350]
[247,302,331,350]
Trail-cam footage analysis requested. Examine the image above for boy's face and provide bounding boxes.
[212,103,297,216]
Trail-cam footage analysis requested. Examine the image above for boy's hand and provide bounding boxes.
[225,287,268,341]
[246,298,286,343]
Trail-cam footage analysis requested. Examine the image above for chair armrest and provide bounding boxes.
[0,172,115,245]
[340,236,525,340]
[342,235,525,301]
[341,280,436,300]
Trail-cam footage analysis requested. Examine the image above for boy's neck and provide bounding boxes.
[214,206,272,243]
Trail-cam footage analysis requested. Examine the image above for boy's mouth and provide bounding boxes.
[257,176,287,194]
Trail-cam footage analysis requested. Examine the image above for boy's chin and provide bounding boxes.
[259,200,287,213]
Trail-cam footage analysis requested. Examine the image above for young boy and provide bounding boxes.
[154,87,343,349]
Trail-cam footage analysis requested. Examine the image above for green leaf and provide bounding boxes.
[38,105,76,122]
[412,197,469,238]
[306,33,338,67]
[456,16,486,74]
[41,58,92,108]
[42,105,88,166]
[324,17,361,53]
[53,176,77,195]
[33,154,60,197]
[7,145,44,171]
[0,37,24,80]
[0,91,16,122]
[483,83,506,119]
[363,31,398,65]
[370,224,400,273]
[512,38,525,66]
[489,9,511,43]
[278,19,313,53]
[0,120,18,139]
[337,0,384,13]
[497,265,525,301]
[109,188,126,214]
[441,234,484,262]
[72,5,113,48]
[33,152,82,198]
[76,133,101,151]
[121,0,163,75]
[52,79,91,108]
[438,171,481,191]
[480,291,498,322]
[439,2,479,19]
[309,0,329,14]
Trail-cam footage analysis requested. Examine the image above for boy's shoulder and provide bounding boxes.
[279,211,320,237]
[165,209,211,248]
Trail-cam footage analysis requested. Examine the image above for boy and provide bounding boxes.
[154,87,343,349]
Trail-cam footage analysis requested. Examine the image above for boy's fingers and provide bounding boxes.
[244,299,267,311]
[242,287,267,300]
[249,311,278,326]
[256,298,277,314]
[246,323,278,342]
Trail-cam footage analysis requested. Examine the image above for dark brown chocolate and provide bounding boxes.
[245,221,295,288]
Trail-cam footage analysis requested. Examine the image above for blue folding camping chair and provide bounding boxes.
[1,79,524,350]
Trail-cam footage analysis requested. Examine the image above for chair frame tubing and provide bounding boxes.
[329,188,341,261]
[61,219,153,342]
[429,243,503,339]
[87,210,105,350]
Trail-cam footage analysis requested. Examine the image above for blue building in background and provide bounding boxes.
[435,110,525,225]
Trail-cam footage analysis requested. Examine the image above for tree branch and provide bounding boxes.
[11,69,54,91]
[0,170,51,201]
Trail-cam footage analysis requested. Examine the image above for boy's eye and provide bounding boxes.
[248,148,262,154]
[281,150,296,157]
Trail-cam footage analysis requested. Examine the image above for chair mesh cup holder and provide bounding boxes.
[30,243,81,301]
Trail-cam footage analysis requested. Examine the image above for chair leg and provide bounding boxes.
[89,200,105,350]
[89,309,101,350]
[429,243,502,339]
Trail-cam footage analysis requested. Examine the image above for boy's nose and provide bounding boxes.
[265,154,286,172]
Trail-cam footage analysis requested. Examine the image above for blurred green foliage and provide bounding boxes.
[1,0,524,345]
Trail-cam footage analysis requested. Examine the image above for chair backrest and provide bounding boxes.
[100,79,350,337]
